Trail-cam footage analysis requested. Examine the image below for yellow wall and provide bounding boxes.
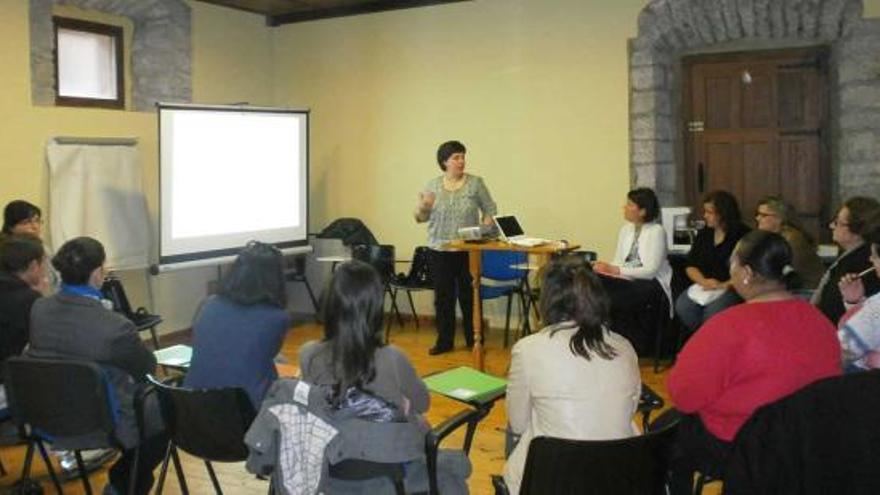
[272,0,646,260]
[0,0,274,331]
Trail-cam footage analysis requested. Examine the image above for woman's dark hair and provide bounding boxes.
[733,230,798,289]
[52,236,105,285]
[628,187,661,223]
[842,196,880,236]
[2,200,41,234]
[320,260,386,405]
[0,235,45,274]
[539,256,616,361]
[703,190,742,230]
[436,140,466,171]
[220,241,287,308]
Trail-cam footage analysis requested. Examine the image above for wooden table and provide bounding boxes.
[444,240,578,371]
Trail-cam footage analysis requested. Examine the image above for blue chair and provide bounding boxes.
[480,250,531,347]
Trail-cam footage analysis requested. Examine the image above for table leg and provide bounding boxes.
[469,250,484,371]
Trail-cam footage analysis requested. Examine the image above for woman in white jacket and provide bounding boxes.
[593,187,672,353]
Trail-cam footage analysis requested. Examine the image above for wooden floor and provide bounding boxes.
[0,318,722,494]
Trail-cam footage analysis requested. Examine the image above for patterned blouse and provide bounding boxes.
[423,174,497,249]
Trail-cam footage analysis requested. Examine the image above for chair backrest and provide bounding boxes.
[351,244,396,283]
[481,250,527,281]
[101,276,135,318]
[148,376,256,462]
[403,246,433,287]
[4,357,117,443]
[519,420,679,495]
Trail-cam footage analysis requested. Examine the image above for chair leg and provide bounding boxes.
[303,276,320,314]
[503,293,513,348]
[405,290,419,329]
[155,441,172,495]
[693,472,706,494]
[75,450,93,495]
[34,440,63,495]
[149,325,161,350]
[386,286,404,328]
[205,460,223,494]
[653,316,666,373]
[171,445,189,494]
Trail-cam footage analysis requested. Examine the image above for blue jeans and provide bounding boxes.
[675,287,742,333]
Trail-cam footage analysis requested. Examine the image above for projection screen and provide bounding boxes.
[158,104,309,268]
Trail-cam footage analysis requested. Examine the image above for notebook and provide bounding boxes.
[423,366,507,404]
[493,215,549,247]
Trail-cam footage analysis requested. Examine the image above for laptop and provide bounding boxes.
[493,215,549,247]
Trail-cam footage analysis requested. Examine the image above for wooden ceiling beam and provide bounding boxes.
[266,0,470,26]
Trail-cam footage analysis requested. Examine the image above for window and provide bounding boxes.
[53,17,124,109]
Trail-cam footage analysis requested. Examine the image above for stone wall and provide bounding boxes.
[630,0,880,207]
[29,0,191,112]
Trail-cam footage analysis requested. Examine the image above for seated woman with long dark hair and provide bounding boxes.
[675,190,750,332]
[666,231,841,494]
[184,241,291,407]
[504,256,641,495]
[299,260,429,416]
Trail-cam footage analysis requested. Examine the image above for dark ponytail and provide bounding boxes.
[734,230,800,290]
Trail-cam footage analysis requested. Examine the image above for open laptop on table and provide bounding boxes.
[493,215,549,248]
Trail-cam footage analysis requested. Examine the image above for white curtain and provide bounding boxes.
[47,139,151,270]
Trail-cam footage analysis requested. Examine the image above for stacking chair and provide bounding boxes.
[480,250,530,347]
[388,246,434,329]
[4,356,146,495]
[492,417,680,495]
[147,376,257,495]
[351,244,405,337]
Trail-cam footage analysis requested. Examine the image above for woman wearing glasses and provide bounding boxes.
[812,197,880,324]
[2,200,43,238]
[754,197,824,290]
[184,241,291,407]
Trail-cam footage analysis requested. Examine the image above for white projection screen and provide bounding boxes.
[158,104,309,267]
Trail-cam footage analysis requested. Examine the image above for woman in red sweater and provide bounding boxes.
[666,230,841,494]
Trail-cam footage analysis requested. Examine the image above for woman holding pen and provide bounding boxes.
[837,209,880,371]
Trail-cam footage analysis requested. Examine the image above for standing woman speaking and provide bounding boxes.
[414,140,497,355]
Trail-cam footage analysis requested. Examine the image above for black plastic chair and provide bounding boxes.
[351,244,405,337]
[388,246,434,329]
[147,376,257,495]
[284,254,319,314]
[327,404,488,495]
[4,356,146,495]
[493,418,680,495]
[102,276,163,349]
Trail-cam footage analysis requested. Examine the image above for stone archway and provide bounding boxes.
[29,0,191,112]
[629,0,880,207]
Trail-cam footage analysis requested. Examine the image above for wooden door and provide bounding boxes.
[683,48,829,240]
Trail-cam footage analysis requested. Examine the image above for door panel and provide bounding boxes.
[684,48,829,241]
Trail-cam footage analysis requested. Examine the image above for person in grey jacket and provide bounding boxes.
[27,237,166,495]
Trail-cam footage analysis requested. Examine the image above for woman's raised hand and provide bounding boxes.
[418,191,436,211]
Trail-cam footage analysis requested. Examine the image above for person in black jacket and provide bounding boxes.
[811,196,880,324]
[0,235,46,389]
[674,190,750,332]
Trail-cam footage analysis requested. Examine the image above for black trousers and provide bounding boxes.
[600,275,666,355]
[653,410,732,495]
[429,250,474,349]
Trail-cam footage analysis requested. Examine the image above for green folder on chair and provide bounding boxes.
[423,366,507,405]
